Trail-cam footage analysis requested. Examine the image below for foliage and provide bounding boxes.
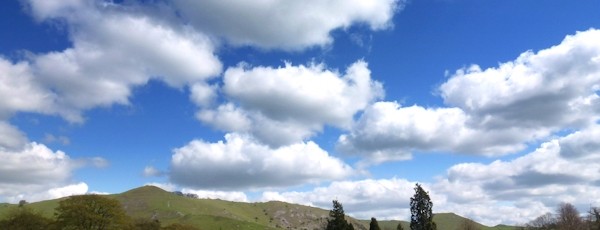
[130,218,161,230]
[0,207,52,230]
[54,194,130,230]
[370,217,381,230]
[410,183,437,230]
[326,200,355,230]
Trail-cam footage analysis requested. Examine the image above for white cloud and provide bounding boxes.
[143,166,163,177]
[16,0,223,122]
[172,0,401,49]
[145,182,177,192]
[170,133,353,190]
[181,188,248,202]
[0,58,54,119]
[0,142,91,202]
[0,121,28,151]
[261,178,416,220]
[6,182,88,203]
[197,60,383,147]
[339,28,600,159]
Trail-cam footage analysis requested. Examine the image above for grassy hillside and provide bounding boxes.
[0,186,516,230]
[369,213,518,230]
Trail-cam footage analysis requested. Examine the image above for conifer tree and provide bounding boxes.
[410,183,436,230]
[326,200,354,230]
[369,217,381,230]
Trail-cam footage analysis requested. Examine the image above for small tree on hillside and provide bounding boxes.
[326,200,355,230]
[397,223,405,230]
[410,183,436,230]
[369,217,381,230]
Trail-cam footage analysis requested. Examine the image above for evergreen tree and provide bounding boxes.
[369,217,381,230]
[410,183,436,230]
[397,223,405,230]
[326,200,354,230]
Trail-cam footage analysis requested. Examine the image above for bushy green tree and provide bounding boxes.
[369,217,381,230]
[54,194,130,230]
[326,200,354,230]
[410,183,436,230]
[0,207,52,230]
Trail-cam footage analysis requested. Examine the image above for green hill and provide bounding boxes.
[366,213,517,230]
[0,186,516,230]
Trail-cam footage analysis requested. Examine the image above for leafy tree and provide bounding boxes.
[0,207,52,230]
[397,223,405,230]
[326,200,354,230]
[457,219,480,230]
[54,194,130,230]
[410,183,436,230]
[18,200,28,207]
[369,217,381,230]
[556,202,582,230]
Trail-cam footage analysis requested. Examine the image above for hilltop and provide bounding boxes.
[0,186,517,230]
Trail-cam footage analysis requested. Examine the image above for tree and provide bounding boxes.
[54,194,130,230]
[410,183,436,230]
[397,223,405,230]
[525,212,556,230]
[556,202,582,230]
[457,219,480,230]
[588,207,600,230]
[369,217,381,230]
[0,207,52,230]
[326,200,354,230]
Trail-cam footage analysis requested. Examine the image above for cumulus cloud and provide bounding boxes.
[0,121,28,151]
[172,0,401,49]
[0,142,90,202]
[170,133,353,190]
[142,166,163,177]
[339,28,600,160]
[14,0,223,122]
[261,178,417,220]
[197,60,383,147]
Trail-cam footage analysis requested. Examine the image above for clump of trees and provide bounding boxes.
[328,183,437,230]
[524,202,600,230]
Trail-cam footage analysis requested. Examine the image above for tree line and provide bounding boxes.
[0,195,199,230]
[521,202,600,230]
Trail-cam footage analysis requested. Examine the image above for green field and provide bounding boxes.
[0,186,517,230]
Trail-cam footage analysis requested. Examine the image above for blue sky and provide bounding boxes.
[1,0,600,226]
